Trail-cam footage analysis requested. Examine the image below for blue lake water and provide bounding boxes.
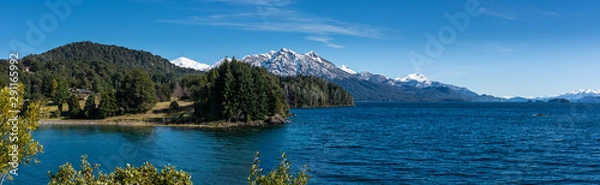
[11,102,600,184]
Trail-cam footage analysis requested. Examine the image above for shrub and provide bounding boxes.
[169,100,180,110]
[248,152,310,185]
[48,155,192,185]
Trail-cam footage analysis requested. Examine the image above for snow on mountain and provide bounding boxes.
[504,89,600,102]
[566,89,600,95]
[210,48,487,101]
[214,48,355,79]
[339,65,357,75]
[395,73,433,88]
[170,57,210,71]
[557,89,600,101]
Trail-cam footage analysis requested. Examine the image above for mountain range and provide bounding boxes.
[171,48,501,102]
[507,89,600,103]
[171,48,600,102]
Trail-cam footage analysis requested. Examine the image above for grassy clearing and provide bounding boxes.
[41,100,195,121]
[38,100,285,128]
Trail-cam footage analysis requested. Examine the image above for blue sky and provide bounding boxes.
[2,0,599,97]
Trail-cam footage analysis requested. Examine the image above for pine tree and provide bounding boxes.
[98,89,119,119]
[52,79,70,112]
[67,95,82,119]
[116,69,157,114]
[221,62,236,122]
[83,93,97,119]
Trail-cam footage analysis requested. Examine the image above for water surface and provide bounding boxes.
[12,102,600,184]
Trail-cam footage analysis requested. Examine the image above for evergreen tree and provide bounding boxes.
[221,62,236,121]
[52,79,70,112]
[169,100,180,110]
[98,89,119,119]
[116,69,157,114]
[157,83,172,102]
[83,93,97,119]
[191,59,289,122]
[67,95,82,118]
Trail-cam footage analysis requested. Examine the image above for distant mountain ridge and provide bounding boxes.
[202,48,500,102]
[508,89,600,102]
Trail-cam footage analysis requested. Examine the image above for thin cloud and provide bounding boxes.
[197,0,290,6]
[306,36,344,48]
[160,0,389,40]
[160,12,385,39]
[482,9,519,20]
[481,5,560,21]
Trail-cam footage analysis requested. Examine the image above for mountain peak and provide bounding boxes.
[170,57,210,71]
[398,73,430,83]
[567,89,600,95]
[280,48,294,53]
[307,50,319,57]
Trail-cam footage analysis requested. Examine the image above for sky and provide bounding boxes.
[2,0,600,97]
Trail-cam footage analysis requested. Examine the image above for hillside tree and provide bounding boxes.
[116,69,157,114]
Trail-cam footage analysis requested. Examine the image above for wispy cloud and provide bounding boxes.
[482,9,519,20]
[306,36,344,48]
[481,3,560,21]
[160,11,385,38]
[199,0,290,6]
[160,0,388,45]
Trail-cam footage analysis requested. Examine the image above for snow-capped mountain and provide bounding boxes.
[396,73,432,88]
[170,57,211,71]
[214,48,355,79]
[505,89,600,102]
[209,48,494,101]
[557,89,600,101]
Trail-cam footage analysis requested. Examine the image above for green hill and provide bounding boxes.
[1,41,354,118]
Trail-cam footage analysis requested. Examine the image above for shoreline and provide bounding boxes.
[38,118,287,129]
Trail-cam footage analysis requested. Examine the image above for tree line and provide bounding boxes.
[186,59,288,122]
[281,75,354,108]
[0,41,355,122]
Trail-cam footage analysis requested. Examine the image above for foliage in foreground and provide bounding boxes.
[0,85,44,184]
[47,152,309,185]
[248,152,310,185]
[47,155,192,185]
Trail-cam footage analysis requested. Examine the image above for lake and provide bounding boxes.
[11,102,600,184]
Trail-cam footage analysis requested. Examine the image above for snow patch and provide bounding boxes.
[170,57,210,71]
[339,65,357,75]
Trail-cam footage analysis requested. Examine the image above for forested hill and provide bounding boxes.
[12,41,202,100]
[23,41,200,75]
[281,76,354,108]
[1,41,354,112]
